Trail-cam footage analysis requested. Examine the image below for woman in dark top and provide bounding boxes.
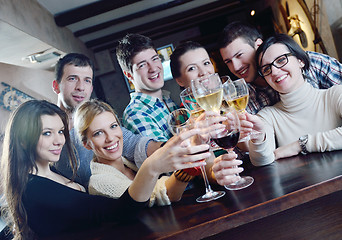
[0,100,208,239]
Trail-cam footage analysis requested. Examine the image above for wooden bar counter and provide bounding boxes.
[56,150,342,240]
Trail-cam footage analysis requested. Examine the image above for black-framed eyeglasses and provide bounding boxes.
[258,53,293,77]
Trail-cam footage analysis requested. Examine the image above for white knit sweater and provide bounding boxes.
[88,157,171,207]
[249,82,342,166]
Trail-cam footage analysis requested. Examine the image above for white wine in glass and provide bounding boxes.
[223,78,249,113]
[223,78,251,142]
[191,73,223,113]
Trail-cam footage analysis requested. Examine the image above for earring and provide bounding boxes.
[299,60,305,68]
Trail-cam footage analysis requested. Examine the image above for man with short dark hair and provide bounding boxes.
[218,21,342,114]
[53,53,161,187]
[116,34,178,141]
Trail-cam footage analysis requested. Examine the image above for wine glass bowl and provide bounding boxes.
[167,108,192,135]
[180,87,205,119]
[211,111,240,150]
[191,73,223,113]
[223,78,249,113]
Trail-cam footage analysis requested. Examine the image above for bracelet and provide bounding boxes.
[174,169,196,182]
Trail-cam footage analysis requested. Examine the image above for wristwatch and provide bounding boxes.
[298,135,309,155]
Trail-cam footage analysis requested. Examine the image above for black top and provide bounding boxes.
[22,175,147,238]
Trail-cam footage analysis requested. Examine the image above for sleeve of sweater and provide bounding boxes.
[248,110,276,166]
[148,176,171,207]
[307,86,342,152]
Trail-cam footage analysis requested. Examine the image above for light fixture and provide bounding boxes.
[250,10,256,16]
[29,51,61,63]
[24,51,61,64]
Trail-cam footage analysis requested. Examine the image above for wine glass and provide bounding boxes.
[167,108,225,203]
[180,87,204,119]
[167,108,192,135]
[211,107,254,190]
[181,87,222,152]
[220,76,233,110]
[223,78,249,113]
[223,78,257,141]
[190,73,223,113]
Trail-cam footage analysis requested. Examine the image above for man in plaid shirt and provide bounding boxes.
[218,21,342,114]
[116,34,178,141]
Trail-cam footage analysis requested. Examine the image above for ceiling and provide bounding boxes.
[0,0,266,71]
[37,0,263,52]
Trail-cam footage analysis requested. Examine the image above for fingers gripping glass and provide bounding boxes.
[258,53,293,77]
[168,108,225,203]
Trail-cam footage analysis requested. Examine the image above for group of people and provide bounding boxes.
[1,20,341,239]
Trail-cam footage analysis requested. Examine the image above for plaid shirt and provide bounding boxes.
[123,90,178,141]
[247,51,342,114]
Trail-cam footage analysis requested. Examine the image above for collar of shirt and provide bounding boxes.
[130,90,175,108]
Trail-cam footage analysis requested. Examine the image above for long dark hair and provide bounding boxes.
[0,100,77,239]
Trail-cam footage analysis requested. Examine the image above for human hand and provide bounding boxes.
[239,112,265,142]
[274,140,301,160]
[148,128,211,174]
[212,152,243,186]
[193,111,226,144]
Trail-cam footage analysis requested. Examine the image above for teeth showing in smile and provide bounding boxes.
[106,142,118,150]
[240,68,247,75]
[150,74,158,79]
[275,75,287,83]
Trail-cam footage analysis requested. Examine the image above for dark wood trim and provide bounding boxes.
[54,0,143,27]
[87,0,244,49]
[74,0,193,37]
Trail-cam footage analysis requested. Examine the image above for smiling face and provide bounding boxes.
[36,114,65,165]
[259,43,305,94]
[54,64,93,112]
[220,37,261,83]
[85,111,123,164]
[176,48,215,88]
[129,48,164,94]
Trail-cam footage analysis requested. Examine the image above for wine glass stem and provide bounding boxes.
[200,164,213,193]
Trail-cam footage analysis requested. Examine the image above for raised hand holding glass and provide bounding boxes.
[168,108,225,202]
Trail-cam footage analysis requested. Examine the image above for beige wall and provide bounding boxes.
[270,0,338,58]
[324,0,342,60]
[0,62,56,151]
[0,0,93,150]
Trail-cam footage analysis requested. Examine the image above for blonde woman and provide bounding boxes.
[73,99,227,206]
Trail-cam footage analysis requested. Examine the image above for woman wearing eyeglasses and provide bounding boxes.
[239,34,342,166]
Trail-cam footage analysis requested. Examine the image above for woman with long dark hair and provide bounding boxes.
[0,100,207,239]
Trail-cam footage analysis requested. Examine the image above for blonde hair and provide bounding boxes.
[74,99,120,145]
